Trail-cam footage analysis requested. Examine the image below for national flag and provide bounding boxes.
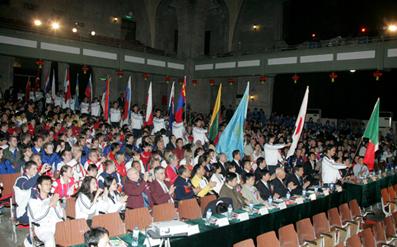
[168,81,175,130]
[145,82,153,126]
[216,82,250,160]
[209,84,222,142]
[123,76,132,121]
[175,76,186,123]
[85,74,93,102]
[74,73,80,111]
[286,86,309,158]
[64,67,72,102]
[44,72,50,93]
[363,98,380,171]
[25,77,31,102]
[102,77,111,122]
[51,70,56,100]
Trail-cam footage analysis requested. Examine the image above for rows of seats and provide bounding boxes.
[232,199,395,247]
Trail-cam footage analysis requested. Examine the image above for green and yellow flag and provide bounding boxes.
[209,84,222,141]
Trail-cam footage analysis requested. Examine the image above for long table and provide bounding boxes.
[343,172,397,207]
[90,191,347,247]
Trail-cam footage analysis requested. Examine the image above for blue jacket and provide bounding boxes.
[174,176,195,201]
[41,152,62,171]
[0,159,16,174]
[97,171,122,189]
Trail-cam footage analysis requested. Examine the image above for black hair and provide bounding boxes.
[242,172,255,183]
[177,165,187,175]
[84,227,109,247]
[87,164,98,172]
[74,176,97,202]
[256,157,265,167]
[60,165,71,177]
[232,150,240,158]
[225,172,237,183]
[25,160,38,170]
[37,175,52,188]
[294,165,304,173]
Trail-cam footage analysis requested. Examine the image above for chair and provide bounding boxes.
[388,186,397,212]
[384,216,397,239]
[361,227,376,247]
[339,203,359,234]
[346,234,361,247]
[312,212,337,247]
[233,239,255,247]
[125,207,153,231]
[152,202,177,222]
[256,231,280,247]
[55,219,89,246]
[327,207,349,242]
[91,212,126,237]
[381,188,393,217]
[372,221,397,246]
[65,197,76,219]
[296,218,321,246]
[278,224,299,247]
[0,173,20,199]
[199,194,217,214]
[178,198,202,220]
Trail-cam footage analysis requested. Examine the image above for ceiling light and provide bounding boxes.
[350,70,356,73]
[50,21,60,30]
[33,19,42,26]
[387,24,397,32]
[72,27,78,33]
[90,30,96,36]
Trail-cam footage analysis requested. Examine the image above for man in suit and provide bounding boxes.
[216,153,228,176]
[286,165,310,196]
[174,166,195,201]
[255,169,273,200]
[254,157,267,182]
[271,167,297,198]
[150,167,175,205]
[303,152,319,184]
[231,150,243,175]
[219,172,247,209]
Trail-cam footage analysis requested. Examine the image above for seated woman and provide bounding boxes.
[191,161,216,198]
[240,173,265,205]
[98,176,128,214]
[74,176,102,219]
[210,163,225,195]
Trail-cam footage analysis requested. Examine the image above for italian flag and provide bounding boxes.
[363,98,379,171]
[208,84,222,142]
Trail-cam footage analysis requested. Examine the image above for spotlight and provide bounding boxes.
[111,17,119,24]
[388,24,397,32]
[252,24,259,32]
[311,33,316,38]
[33,19,42,27]
[360,27,367,33]
[350,69,356,73]
[90,30,96,36]
[72,27,78,33]
[50,21,60,30]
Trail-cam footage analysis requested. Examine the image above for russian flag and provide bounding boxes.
[85,74,93,102]
[145,82,153,126]
[123,76,132,121]
[175,76,186,123]
[168,81,175,130]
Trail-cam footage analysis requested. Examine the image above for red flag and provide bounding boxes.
[25,77,31,102]
[175,76,186,123]
[103,77,110,122]
[85,75,93,101]
[64,67,72,101]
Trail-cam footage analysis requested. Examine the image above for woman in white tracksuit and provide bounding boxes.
[75,176,102,219]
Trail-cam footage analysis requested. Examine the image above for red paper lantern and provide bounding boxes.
[35,59,44,69]
[116,69,124,78]
[259,76,267,84]
[192,79,198,86]
[292,74,300,84]
[164,76,171,84]
[143,73,149,81]
[82,64,89,74]
[209,79,215,86]
[373,70,383,81]
[228,79,235,85]
[329,72,338,82]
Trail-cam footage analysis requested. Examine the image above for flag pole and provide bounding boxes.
[184,75,187,123]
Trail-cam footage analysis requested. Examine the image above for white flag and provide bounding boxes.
[145,82,153,124]
[286,86,309,158]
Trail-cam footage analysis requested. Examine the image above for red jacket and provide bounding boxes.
[165,165,178,184]
[124,178,152,209]
[150,180,172,205]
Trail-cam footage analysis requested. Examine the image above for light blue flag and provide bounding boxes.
[216,82,250,160]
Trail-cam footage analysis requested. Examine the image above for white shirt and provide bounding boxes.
[80,102,90,114]
[210,173,224,194]
[172,122,186,142]
[131,112,143,129]
[264,143,285,166]
[193,126,208,144]
[153,117,166,134]
[91,102,101,116]
[110,108,121,123]
[321,156,347,184]
[54,96,62,107]
[97,192,125,214]
[75,193,99,219]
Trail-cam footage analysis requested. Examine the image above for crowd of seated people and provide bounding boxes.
[0,91,395,247]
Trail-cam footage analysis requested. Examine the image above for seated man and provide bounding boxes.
[219,172,247,209]
[150,167,175,205]
[174,165,195,201]
[124,168,152,209]
[97,160,122,189]
[84,227,110,247]
[14,161,49,224]
[26,175,64,247]
[353,156,370,177]
[285,165,310,196]
[271,167,297,198]
[255,169,274,201]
